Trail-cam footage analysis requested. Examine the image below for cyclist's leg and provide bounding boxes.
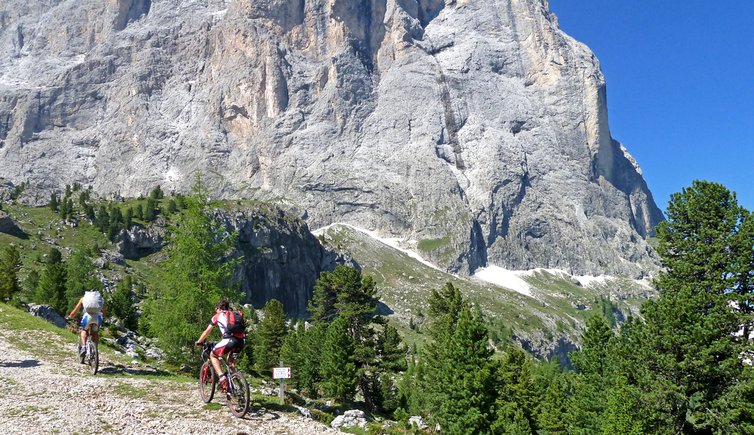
[211,339,232,384]
[228,338,244,370]
[90,313,102,344]
[79,315,90,351]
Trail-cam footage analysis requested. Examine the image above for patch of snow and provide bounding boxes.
[312,223,444,271]
[473,266,533,297]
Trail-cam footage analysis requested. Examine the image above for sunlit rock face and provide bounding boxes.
[0,0,663,277]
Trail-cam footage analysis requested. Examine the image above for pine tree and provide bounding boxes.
[0,244,22,302]
[142,176,242,362]
[65,198,74,221]
[566,315,614,433]
[308,265,386,408]
[145,197,158,222]
[166,198,177,214]
[22,270,39,301]
[280,322,304,390]
[34,248,67,313]
[492,347,537,433]
[377,324,407,372]
[95,205,109,233]
[124,207,133,229]
[109,276,138,331]
[534,366,568,434]
[149,185,164,200]
[254,299,287,374]
[298,323,326,397]
[320,317,357,403]
[64,247,101,311]
[49,193,59,212]
[602,377,644,435]
[619,181,754,432]
[433,305,499,434]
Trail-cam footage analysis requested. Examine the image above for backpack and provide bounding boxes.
[82,291,104,315]
[224,310,246,337]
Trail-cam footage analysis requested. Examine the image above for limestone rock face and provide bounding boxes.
[0,0,663,276]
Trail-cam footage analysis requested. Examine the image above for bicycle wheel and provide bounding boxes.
[88,341,99,375]
[226,372,250,418]
[198,361,216,403]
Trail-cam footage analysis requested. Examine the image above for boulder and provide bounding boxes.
[331,409,368,429]
[28,304,67,328]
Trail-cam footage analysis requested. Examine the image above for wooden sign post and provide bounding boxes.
[273,362,292,403]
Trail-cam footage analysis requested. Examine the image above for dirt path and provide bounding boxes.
[0,326,339,434]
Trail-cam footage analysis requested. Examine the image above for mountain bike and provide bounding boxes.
[67,318,99,375]
[198,341,250,418]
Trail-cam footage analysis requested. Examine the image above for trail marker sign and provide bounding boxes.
[273,367,291,379]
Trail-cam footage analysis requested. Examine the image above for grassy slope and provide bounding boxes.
[319,224,655,354]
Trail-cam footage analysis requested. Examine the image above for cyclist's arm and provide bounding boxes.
[195,324,214,345]
[67,299,83,319]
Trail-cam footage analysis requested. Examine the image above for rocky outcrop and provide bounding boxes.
[0,0,663,277]
[28,304,67,328]
[0,210,21,235]
[117,223,166,259]
[217,207,347,316]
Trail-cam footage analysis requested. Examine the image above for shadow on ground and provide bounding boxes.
[0,359,40,368]
[97,364,176,377]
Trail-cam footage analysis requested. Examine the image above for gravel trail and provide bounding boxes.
[0,324,338,434]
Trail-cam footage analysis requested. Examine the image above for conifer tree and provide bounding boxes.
[534,367,568,434]
[22,270,39,301]
[124,207,133,230]
[320,317,357,402]
[64,247,101,311]
[143,176,242,362]
[34,248,67,313]
[254,299,287,374]
[566,315,614,432]
[0,244,22,302]
[166,198,177,214]
[624,181,754,432]
[433,305,499,434]
[492,347,538,433]
[377,324,407,372]
[109,276,138,331]
[280,322,304,390]
[298,323,326,397]
[308,265,385,408]
[95,205,109,233]
[145,197,158,222]
[49,193,59,212]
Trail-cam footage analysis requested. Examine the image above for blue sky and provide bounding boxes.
[549,1,754,213]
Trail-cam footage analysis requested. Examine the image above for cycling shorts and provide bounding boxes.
[212,336,244,357]
[80,312,103,332]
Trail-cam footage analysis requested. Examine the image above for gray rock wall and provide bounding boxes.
[0,0,663,277]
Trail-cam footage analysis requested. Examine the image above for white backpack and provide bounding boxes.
[82,291,104,315]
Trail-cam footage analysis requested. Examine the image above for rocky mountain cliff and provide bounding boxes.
[0,0,663,277]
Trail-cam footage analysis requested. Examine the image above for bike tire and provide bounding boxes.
[198,361,216,403]
[89,341,99,375]
[226,372,250,418]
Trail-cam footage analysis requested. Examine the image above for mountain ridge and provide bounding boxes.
[0,0,663,277]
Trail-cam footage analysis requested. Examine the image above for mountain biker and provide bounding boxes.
[66,290,107,363]
[195,299,246,391]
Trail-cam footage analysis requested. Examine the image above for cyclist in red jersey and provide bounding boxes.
[195,299,246,390]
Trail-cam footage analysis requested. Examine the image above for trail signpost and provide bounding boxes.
[273,363,291,402]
